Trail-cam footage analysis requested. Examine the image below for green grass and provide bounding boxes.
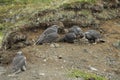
[68,69,107,80]
[0,0,97,28]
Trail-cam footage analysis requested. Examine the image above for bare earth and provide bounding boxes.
[0,19,120,80]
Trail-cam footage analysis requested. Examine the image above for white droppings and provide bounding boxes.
[89,66,98,71]
[39,73,45,76]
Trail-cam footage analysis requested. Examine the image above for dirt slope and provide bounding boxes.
[0,19,120,80]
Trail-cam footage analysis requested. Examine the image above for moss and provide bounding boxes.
[68,69,107,80]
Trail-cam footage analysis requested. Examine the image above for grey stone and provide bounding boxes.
[50,43,60,48]
[112,40,120,49]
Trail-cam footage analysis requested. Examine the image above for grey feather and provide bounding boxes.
[43,25,59,35]
[42,32,59,43]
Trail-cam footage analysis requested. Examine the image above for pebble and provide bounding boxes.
[112,41,120,49]
[39,73,45,76]
[83,49,89,53]
[43,59,47,62]
[61,66,64,69]
[57,55,62,59]
[88,66,98,71]
[63,60,66,63]
[50,43,60,48]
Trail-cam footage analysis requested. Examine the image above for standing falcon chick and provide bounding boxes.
[12,51,27,74]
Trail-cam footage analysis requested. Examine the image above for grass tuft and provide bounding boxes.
[68,69,107,80]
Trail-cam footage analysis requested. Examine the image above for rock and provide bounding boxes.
[1,31,27,50]
[43,59,47,62]
[50,44,55,48]
[39,73,45,76]
[61,66,64,69]
[112,41,120,49]
[50,43,60,48]
[88,66,98,71]
[57,55,62,59]
[83,49,89,53]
